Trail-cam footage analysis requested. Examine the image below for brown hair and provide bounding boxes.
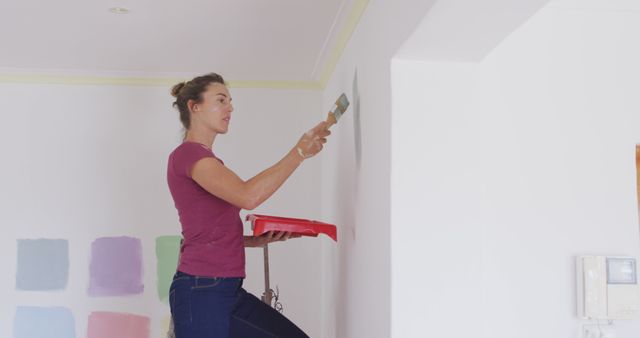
[171,73,226,131]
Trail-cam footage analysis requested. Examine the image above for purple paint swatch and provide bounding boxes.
[88,236,143,296]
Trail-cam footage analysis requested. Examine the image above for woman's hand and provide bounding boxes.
[248,231,302,247]
[295,121,331,159]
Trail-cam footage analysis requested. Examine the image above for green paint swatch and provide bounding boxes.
[155,236,181,303]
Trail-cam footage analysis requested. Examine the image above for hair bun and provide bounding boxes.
[171,82,187,98]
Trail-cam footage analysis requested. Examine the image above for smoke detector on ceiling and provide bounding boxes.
[109,7,130,14]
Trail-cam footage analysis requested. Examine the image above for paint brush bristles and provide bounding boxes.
[326,93,350,127]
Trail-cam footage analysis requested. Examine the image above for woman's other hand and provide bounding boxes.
[251,231,302,247]
[295,121,331,159]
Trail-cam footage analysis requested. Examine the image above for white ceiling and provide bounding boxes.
[0,0,354,82]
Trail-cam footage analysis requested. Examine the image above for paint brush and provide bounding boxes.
[326,93,350,128]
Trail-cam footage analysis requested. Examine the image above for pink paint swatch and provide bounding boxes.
[87,311,150,338]
[88,236,143,296]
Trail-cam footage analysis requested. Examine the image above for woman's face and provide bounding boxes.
[191,82,234,134]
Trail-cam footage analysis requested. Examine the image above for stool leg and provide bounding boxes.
[261,244,272,305]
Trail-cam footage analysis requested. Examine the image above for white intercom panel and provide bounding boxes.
[576,256,640,320]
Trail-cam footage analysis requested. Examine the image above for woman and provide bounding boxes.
[167,73,330,338]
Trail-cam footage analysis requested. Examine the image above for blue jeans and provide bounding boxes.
[169,271,310,338]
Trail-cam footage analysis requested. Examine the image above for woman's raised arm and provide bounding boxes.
[190,121,330,210]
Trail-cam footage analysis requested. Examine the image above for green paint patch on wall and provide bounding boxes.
[155,236,182,303]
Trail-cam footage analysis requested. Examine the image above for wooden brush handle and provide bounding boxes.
[326,112,337,127]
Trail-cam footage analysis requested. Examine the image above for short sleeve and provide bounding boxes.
[173,143,215,178]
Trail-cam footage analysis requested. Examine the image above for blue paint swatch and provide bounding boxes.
[16,239,69,290]
[13,306,76,338]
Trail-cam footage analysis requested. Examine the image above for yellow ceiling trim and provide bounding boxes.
[0,74,182,86]
[0,0,370,90]
[319,0,369,88]
[0,74,323,89]
[227,80,322,90]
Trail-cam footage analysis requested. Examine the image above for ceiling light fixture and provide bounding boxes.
[109,7,130,14]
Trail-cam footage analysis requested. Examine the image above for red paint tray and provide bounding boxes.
[246,214,337,242]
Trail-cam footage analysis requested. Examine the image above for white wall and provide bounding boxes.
[0,83,324,337]
[319,1,440,337]
[392,1,640,337]
[319,1,550,337]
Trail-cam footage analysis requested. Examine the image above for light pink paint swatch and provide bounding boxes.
[87,311,150,338]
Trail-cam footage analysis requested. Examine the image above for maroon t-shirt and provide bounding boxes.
[167,142,245,277]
